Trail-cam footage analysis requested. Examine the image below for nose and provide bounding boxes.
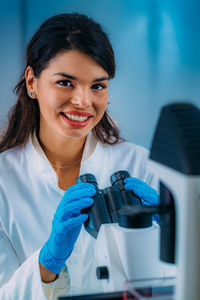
[70,87,92,108]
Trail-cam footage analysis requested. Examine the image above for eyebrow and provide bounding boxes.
[52,72,109,82]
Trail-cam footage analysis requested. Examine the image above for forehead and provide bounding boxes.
[42,50,108,79]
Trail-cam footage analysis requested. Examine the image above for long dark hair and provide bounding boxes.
[0,13,122,153]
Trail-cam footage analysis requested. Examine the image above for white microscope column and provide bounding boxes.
[148,160,200,300]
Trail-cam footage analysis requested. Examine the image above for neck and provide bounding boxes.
[38,130,86,168]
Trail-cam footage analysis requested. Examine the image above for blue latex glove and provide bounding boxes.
[39,182,95,274]
[124,177,160,222]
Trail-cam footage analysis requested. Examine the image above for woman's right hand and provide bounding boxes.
[39,182,95,276]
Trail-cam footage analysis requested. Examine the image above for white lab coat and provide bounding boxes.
[0,131,157,300]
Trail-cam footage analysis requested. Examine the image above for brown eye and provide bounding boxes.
[91,83,106,90]
[56,80,73,87]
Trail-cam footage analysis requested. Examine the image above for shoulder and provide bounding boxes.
[0,134,35,168]
[98,140,149,161]
[85,140,151,188]
[0,145,25,169]
[101,141,158,189]
[0,138,34,186]
[0,146,27,197]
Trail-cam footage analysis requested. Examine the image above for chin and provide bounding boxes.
[61,130,89,140]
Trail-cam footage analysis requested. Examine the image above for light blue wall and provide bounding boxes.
[0,0,23,122]
[1,0,200,148]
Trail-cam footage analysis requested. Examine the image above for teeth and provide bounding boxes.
[63,113,89,122]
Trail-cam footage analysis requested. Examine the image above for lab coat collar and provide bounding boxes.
[24,130,99,181]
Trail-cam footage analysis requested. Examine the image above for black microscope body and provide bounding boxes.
[76,171,142,238]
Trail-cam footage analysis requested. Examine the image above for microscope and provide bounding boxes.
[59,103,200,300]
[76,171,175,293]
[148,103,200,300]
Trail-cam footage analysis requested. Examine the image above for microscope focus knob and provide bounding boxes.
[96,266,109,279]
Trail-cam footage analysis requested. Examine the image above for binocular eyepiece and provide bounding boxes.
[76,173,98,186]
[76,171,143,238]
[77,170,130,187]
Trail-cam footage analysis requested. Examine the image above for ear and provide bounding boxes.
[25,66,38,98]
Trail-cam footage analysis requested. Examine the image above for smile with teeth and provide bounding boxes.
[62,113,90,122]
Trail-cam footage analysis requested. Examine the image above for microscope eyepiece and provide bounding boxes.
[110,170,142,206]
[110,170,130,187]
[77,170,142,238]
[76,173,98,186]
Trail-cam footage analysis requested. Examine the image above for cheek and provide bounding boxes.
[95,95,108,113]
[36,80,62,108]
[37,90,64,112]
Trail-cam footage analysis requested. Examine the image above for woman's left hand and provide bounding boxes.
[124,177,159,206]
[124,177,160,223]
[124,177,160,224]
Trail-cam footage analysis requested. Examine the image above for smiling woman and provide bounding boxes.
[25,50,109,141]
[0,13,160,300]
[0,14,118,154]
[24,49,111,188]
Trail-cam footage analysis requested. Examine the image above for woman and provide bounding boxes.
[0,13,159,299]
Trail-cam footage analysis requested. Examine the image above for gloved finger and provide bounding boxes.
[57,191,95,214]
[64,197,94,211]
[124,184,146,200]
[124,182,147,193]
[142,196,159,205]
[124,178,149,194]
[124,180,149,196]
[66,182,96,193]
[126,184,159,205]
[57,198,94,220]
[64,213,88,230]
[60,184,96,206]
[54,214,88,235]
[63,189,96,206]
[124,177,147,186]
[124,177,154,193]
[124,178,159,205]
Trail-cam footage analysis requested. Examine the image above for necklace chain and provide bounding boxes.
[50,157,82,169]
